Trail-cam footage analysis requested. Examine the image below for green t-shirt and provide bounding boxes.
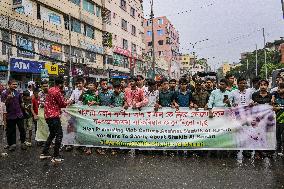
[81,90,100,105]
[274,93,284,124]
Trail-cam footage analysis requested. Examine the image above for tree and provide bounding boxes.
[229,49,282,80]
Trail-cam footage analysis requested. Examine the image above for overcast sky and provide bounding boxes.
[143,0,284,70]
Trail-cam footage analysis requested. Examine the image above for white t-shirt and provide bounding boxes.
[230,89,253,106]
[69,88,84,105]
[270,87,278,93]
[145,90,159,107]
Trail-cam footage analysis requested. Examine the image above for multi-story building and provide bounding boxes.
[0,0,146,88]
[102,0,145,78]
[180,54,194,76]
[0,0,107,87]
[144,16,180,79]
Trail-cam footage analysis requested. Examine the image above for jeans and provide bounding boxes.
[276,124,284,152]
[42,118,63,157]
[6,118,26,146]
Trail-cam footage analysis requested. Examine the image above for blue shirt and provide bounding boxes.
[99,90,113,106]
[175,90,192,107]
[208,89,231,109]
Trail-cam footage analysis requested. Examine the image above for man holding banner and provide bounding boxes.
[40,77,67,163]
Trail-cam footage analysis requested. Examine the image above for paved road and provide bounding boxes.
[0,131,284,189]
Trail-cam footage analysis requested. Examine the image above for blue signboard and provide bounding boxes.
[10,58,44,73]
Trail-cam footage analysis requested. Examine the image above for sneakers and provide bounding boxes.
[21,143,27,150]
[51,156,64,164]
[24,141,32,147]
[40,153,52,160]
[277,152,284,156]
[8,144,16,151]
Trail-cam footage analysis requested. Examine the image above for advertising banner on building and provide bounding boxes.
[45,62,58,75]
[16,35,34,58]
[10,58,44,73]
[37,105,277,150]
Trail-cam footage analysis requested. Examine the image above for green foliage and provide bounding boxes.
[228,49,283,79]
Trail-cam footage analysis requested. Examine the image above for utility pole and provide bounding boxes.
[150,0,155,79]
[189,39,208,68]
[263,28,268,79]
[255,44,258,76]
[68,14,73,88]
[281,0,284,19]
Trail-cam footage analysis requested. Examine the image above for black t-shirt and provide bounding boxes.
[252,91,272,104]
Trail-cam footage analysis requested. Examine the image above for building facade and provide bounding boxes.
[0,0,145,88]
[144,16,180,79]
[180,54,194,76]
[0,0,108,88]
[102,0,145,79]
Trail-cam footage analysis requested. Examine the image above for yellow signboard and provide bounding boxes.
[45,62,58,75]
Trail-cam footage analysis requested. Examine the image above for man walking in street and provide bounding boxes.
[1,79,27,151]
[40,77,67,163]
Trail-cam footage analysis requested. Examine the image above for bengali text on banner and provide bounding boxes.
[55,104,276,150]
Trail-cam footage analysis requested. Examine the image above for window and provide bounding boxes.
[121,19,127,31]
[1,31,12,55]
[158,40,164,45]
[131,25,136,36]
[147,31,152,36]
[120,0,126,11]
[131,43,137,53]
[83,0,94,14]
[158,18,163,25]
[158,51,163,56]
[64,15,70,30]
[85,24,94,39]
[37,4,41,19]
[148,42,152,46]
[130,7,135,17]
[71,18,81,33]
[157,29,164,36]
[14,7,25,14]
[49,13,61,25]
[70,0,80,5]
[113,12,116,18]
[146,20,152,26]
[96,6,101,17]
[123,39,128,49]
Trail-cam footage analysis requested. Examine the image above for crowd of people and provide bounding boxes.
[0,73,284,163]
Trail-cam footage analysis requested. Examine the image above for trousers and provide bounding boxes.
[6,118,26,146]
[42,118,63,157]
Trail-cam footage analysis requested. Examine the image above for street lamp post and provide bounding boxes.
[150,0,155,79]
[262,28,268,80]
[189,39,209,67]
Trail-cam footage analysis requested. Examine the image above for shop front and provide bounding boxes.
[10,58,44,91]
[113,47,131,74]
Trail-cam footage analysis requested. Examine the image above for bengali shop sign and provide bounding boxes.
[58,105,276,150]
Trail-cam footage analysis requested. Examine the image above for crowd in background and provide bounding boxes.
[0,72,284,163]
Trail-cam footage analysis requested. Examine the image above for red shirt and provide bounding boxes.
[32,96,39,115]
[124,87,148,108]
[44,86,67,119]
